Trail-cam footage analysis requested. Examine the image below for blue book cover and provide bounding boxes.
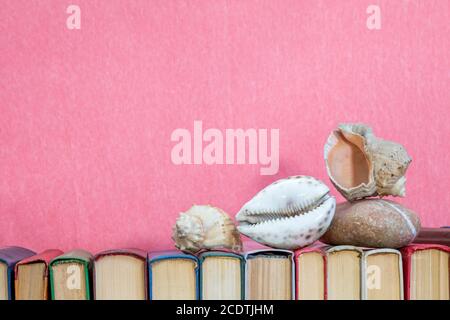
[0,246,35,300]
[148,250,199,300]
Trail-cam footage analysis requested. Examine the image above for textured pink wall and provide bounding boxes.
[1,1,449,253]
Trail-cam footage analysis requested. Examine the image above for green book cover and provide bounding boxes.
[49,250,93,300]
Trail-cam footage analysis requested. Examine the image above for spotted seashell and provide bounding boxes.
[236,176,336,250]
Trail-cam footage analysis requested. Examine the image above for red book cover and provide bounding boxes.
[94,248,147,261]
[93,248,148,300]
[14,249,64,278]
[14,249,63,300]
[400,244,450,300]
[294,243,327,300]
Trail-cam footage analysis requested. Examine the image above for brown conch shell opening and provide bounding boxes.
[324,123,411,201]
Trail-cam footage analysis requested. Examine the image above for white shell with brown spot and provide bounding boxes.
[236,176,336,250]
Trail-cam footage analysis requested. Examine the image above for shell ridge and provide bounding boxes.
[243,196,335,227]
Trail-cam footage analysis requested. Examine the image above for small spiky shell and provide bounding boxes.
[236,176,336,249]
[172,205,242,253]
[324,123,411,201]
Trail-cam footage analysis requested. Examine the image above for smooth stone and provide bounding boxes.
[320,199,421,248]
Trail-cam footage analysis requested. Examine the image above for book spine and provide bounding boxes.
[148,255,199,300]
[400,248,413,300]
[294,249,327,300]
[49,260,92,300]
[361,249,404,300]
[7,267,13,300]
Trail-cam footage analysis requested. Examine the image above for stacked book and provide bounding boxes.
[0,238,449,300]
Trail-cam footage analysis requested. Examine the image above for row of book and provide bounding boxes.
[0,242,449,300]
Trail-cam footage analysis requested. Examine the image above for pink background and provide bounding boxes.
[1,1,449,253]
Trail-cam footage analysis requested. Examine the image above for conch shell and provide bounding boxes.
[236,176,336,250]
[324,123,411,201]
[172,205,242,253]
